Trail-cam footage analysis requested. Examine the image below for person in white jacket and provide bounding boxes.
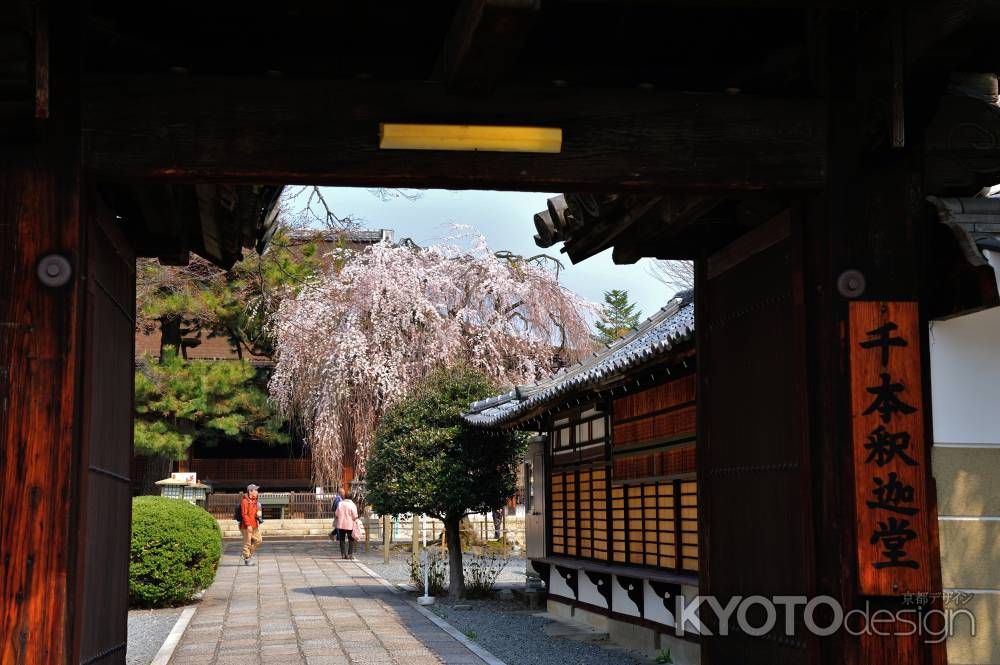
[334,491,359,560]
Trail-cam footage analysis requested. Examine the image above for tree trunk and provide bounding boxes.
[145,315,187,493]
[159,315,183,356]
[139,452,173,495]
[444,515,465,599]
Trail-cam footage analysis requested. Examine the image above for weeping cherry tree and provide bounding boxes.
[269,229,595,487]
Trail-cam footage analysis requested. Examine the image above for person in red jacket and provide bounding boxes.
[240,484,263,566]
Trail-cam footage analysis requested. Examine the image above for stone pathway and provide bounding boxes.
[170,542,488,665]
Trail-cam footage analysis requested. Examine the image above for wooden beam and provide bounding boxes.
[906,1,1000,74]
[925,94,1000,194]
[562,195,662,264]
[434,0,540,93]
[610,194,724,263]
[82,76,827,192]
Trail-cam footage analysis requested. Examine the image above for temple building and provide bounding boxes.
[465,290,699,660]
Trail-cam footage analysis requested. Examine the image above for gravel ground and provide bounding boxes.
[431,598,653,665]
[126,607,182,665]
[350,544,528,586]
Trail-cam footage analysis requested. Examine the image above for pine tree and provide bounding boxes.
[134,226,322,491]
[136,227,325,361]
[134,349,290,478]
[594,289,641,344]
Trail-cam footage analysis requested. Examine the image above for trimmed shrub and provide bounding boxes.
[130,496,222,608]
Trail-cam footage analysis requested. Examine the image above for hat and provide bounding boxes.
[247,484,260,492]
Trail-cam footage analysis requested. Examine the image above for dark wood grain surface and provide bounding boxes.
[0,149,84,665]
[82,77,827,192]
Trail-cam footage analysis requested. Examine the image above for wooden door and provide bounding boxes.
[696,210,816,664]
[525,438,546,563]
[76,200,136,665]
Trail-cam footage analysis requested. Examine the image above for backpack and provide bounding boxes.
[233,496,244,526]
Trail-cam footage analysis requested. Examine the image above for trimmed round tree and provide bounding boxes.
[129,496,222,607]
[365,366,525,598]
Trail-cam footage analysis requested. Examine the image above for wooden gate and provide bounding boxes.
[696,210,816,664]
[77,201,136,665]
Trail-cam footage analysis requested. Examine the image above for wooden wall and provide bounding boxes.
[547,369,699,578]
[697,211,814,664]
[77,202,135,665]
[612,372,698,573]
[0,157,136,664]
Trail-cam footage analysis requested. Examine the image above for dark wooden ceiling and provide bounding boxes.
[84,1,811,94]
[4,1,1000,269]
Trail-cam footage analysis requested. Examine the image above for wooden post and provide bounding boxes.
[500,512,507,558]
[1,149,87,665]
[803,15,944,665]
[411,514,420,562]
[383,514,391,564]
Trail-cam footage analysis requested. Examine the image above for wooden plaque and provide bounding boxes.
[849,301,931,596]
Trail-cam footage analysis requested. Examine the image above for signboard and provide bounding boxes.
[170,472,197,484]
[849,301,931,596]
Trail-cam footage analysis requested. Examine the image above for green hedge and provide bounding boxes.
[130,496,222,608]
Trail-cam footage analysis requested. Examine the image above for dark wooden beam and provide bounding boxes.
[611,194,724,263]
[562,195,662,263]
[559,0,891,6]
[434,0,540,93]
[924,93,1000,194]
[82,76,827,192]
[906,1,1000,74]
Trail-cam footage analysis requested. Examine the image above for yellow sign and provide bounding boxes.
[379,123,562,153]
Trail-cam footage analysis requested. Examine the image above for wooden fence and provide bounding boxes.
[206,492,526,546]
[206,492,337,519]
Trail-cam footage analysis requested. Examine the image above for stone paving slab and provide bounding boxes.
[169,542,489,665]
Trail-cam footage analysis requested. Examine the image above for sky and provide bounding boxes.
[293,187,676,322]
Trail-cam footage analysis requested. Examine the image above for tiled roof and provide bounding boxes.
[463,290,695,428]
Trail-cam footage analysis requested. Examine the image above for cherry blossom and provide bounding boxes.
[269,229,595,486]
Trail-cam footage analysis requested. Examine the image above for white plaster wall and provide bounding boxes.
[578,571,609,609]
[929,250,1000,446]
[929,250,1000,665]
[612,575,641,617]
[549,567,576,601]
[643,580,675,628]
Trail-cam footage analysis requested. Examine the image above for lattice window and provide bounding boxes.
[551,471,565,555]
[658,481,677,569]
[564,472,577,556]
[627,485,644,565]
[643,484,659,566]
[611,485,626,563]
[606,478,697,575]
[680,480,699,572]
[591,468,609,561]
[578,469,592,558]
[161,485,182,498]
[551,465,610,562]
